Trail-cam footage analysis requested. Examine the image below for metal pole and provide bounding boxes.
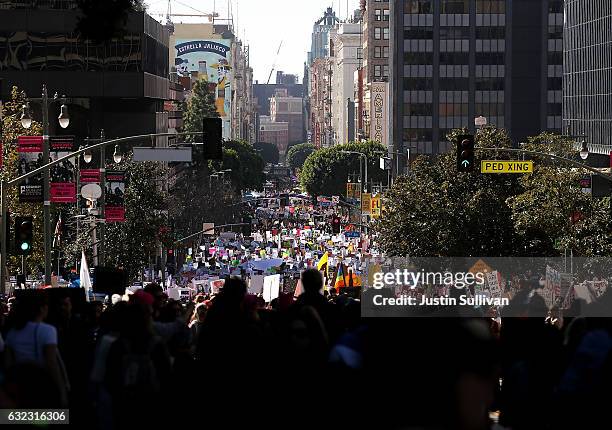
[42,85,52,285]
[91,217,98,267]
[99,129,106,266]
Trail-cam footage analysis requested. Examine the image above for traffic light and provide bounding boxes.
[15,216,33,255]
[456,134,475,172]
[331,215,341,234]
[241,216,252,236]
[166,249,176,276]
[202,117,223,160]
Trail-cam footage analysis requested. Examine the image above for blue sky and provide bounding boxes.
[145,0,360,83]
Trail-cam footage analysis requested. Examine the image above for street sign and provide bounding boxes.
[361,193,372,215]
[345,231,361,238]
[133,147,192,162]
[481,160,533,174]
[371,194,381,218]
[332,195,340,204]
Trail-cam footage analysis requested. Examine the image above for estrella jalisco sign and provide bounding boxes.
[175,41,229,57]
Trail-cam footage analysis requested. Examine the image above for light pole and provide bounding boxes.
[21,85,70,284]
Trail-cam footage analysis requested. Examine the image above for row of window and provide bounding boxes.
[404,52,506,65]
[404,26,505,40]
[374,9,390,21]
[374,65,390,78]
[374,27,390,40]
[374,46,390,58]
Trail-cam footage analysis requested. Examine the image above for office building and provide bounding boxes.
[0,2,170,140]
[270,88,304,147]
[389,0,564,164]
[563,0,612,154]
[258,115,289,154]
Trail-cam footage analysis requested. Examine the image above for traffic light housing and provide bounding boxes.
[202,117,223,160]
[241,216,252,236]
[15,216,33,255]
[456,134,475,172]
[331,215,341,234]
[166,249,176,276]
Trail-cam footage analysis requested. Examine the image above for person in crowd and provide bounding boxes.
[3,293,69,406]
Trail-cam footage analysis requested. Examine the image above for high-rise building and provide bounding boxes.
[563,0,612,154]
[331,22,362,145]
[390,0,564,166]
[270,88,304,148]
[307,7,341,66]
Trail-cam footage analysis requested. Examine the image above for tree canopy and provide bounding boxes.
[375,127,612,257]
[254,141,280,165]
[286,143,315,171]
[299,141,387,197]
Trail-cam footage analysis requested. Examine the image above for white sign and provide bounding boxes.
[263,274,281,303]
[249,275,265,295]
[370,82,389,148]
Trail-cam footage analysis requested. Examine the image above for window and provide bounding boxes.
[375,9,382,21]
[404,0,432,14]
[374,65,382,77]
[383,65,389,77]
[375,28,382,39]
[439,27,470,39]
[375,46,382,58]
[476,0,505,13]
[404,52,433,64]
[383,10,390,21]
[383,46,389,58]
[383,28,390,40]
[476,27,506,39]
[404,27,434,39]
[441,0,469,14]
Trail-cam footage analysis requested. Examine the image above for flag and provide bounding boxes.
[80,249,92,302]
[317,251,329,272]
[335,263,347,289]
[52,213,63,248]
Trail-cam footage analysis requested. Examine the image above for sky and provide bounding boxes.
[145,0,360,83]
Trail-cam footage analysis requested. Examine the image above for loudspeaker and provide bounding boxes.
[202,117,223,160]
[93,267,128,296]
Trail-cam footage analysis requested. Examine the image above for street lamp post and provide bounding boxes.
[21,85,70,285]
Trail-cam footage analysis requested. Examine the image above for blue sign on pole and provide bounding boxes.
[345,231,361,238]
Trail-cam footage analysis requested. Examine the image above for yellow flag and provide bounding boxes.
[317,251,329,271]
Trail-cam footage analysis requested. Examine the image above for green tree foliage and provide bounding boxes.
[254,141,280,165]
[1,86,45,275]
[376,127,612,257]
[286,143,315,171]
[210,140,266,191]
[299,141,387,197]
[183,80,219,142]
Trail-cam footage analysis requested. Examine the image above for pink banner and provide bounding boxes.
[50,183,76,203]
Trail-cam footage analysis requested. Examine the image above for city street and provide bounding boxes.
[0,1,611,429]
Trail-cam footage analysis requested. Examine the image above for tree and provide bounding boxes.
[287,143,315,171]
[376,127,611,258]
[299,141,387,197]
[183,80,219,142]
[1,86,45,275]
[210,140,266,191]
[254,141,280,165]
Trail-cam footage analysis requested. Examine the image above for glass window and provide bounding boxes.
[404,0,432,14]
[374,46,381,58]
[383,28,390,40]
[441,0,469,14]
[375,9,382,21]
[375,28,382,39]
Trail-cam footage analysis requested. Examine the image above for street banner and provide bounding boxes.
[80,169,100,183]
[371,194,381,218]
[105,170,126,222]
[361,193,372,215]
[17,136,44,202]
[50,136,76,203]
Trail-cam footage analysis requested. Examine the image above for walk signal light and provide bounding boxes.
[15,216,33,255]
[331,215,341,234]
[456,135,475,172]
[202,117,223,160]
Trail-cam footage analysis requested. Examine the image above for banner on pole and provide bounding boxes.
[361,193,372,215]
[17,136,44,202]
[105,170,126,222]
[50,136,76,203]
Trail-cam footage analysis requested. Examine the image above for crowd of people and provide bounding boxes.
[0,267,611,429]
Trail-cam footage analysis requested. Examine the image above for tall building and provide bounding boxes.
[563,0,612,154]
[331,22,362,145]
[270,88,304,148]
[310,57,333,148]
[259,115,289,154]
[307,7,340,66]
[0,2,170,140]
[390,0,564,165]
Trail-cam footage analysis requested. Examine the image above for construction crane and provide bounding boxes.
[266,41,284,85]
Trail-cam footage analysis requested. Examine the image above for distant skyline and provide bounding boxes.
[145,0,360,83]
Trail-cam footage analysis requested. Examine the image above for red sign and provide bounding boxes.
[80,169,101,183]
[18,136,43,152]
[50,183,76,203]
[49,135,75,151]
[106,207,126,223]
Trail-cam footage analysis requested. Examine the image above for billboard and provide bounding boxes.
[174,39,232,138]
[370,82,389,148]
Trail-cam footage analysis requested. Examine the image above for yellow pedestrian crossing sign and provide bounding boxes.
[481,160,533,174]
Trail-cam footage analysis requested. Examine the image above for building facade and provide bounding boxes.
[563,0,612,153]
[307,7,340,66]
[0,3,169,140]
[258,115,289,154]
[390,0,564,164]
[270,88,304,147]
[309,57,333,148]
[331,22,362,145]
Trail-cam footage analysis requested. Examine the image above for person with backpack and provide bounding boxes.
[104,291,172,429]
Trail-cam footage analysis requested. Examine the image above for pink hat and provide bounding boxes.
[131,290,154,306]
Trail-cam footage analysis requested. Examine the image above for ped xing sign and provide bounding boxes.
[481,160,533,174]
